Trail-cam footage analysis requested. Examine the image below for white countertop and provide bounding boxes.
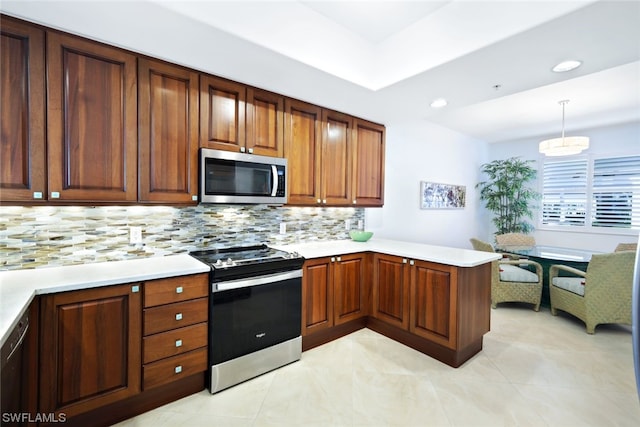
[0,255,210,347]
[0,238,499,347]
[274,238,501,267]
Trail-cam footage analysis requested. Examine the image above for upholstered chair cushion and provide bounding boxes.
[551,277,585,296]
[499,264,539,283]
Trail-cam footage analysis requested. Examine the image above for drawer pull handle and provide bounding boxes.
[175,313,183,321]
[175,339,183,348]
[176,286,183,294]
[175,365,182,374]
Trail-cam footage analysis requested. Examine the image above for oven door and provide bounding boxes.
[210,270,302,365]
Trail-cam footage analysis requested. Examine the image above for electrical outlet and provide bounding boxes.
[358,220,364,230]
[130,226,142,244]
[279,223,287,234]
[345,219,351,230]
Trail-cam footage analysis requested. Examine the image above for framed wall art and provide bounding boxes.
[420,181,466,209]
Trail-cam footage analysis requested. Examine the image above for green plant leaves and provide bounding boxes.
[476,157,541,235]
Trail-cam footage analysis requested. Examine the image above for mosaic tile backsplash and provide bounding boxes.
[0,205,364,270]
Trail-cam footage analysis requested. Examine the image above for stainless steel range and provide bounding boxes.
[190,245,304,394]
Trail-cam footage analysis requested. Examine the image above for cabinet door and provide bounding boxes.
[284,99,322,205]
[246,88,284,157]
[0,17,46,202]
[410,260,457,349]
[302,257,333,335]
[333,253,368,325]
[353,119,385,206]
[321,110,353,205]
[372,254,410,329]
[199,75,246,152]
[46,32,137,202]
[39,283,142,419]
[138,59,199,203]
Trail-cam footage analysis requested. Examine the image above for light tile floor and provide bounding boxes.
[116,306,640,426]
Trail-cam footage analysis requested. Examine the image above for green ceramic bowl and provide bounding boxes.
[349,230,373,242]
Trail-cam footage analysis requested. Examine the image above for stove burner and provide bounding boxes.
[190,244,304,281]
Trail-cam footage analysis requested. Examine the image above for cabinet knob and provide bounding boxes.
[248,148,254,154]
[33,192,43,199]
[337,256,342,262]
[191,195,198,201]
[409,260,415,266]
[176,286,183,294]
[322,199,327,204]
[317,199,321,204]
[331,257,336,262]
[403,259,407,264]
[175,365,183,374]
[175,339,183,348]
[51,191,60,199]
[131,285,140,293]
[175,313,183,321]
[240,147,246,153]
[352,200,357,204]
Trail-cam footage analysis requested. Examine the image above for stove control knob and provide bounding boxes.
[290,252,300,259]
[215,259,224,267]
[227,258,234,266]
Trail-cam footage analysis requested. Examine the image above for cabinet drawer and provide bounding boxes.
[143,347,207,390]
[143,323,208,364]
[144,274,208,307]
[144,297,208,335]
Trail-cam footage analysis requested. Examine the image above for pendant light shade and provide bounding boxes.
[539,100,589,156]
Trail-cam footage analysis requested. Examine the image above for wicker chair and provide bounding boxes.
[495,233,536,246]
[615,243,637,252]
[549,251,635,334]
[470,238,543,311]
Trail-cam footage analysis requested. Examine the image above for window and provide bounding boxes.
[541,155,640,231]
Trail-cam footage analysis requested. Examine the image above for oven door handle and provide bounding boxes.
[213,269,302,292]
[271,165,278,197]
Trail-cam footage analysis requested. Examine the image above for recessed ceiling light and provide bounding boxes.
[430,98,447,108]
[552,60,582,73]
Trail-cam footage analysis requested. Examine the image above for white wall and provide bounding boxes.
[488,121,640,252]
[366,119,489,249]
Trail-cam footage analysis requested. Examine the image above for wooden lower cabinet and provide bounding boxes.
[409,260,457,349]
[371,253,410,329]
[37,274,210,426]
[39,283,142,420]
[370,254,491,367]
[302,253,369,349]
[142,274,209,390]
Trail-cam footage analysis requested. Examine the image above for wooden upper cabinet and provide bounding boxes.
[46,32,137,202]
[284,99,322,205]
[321,110,353,205]
[353,119,385,206]
[199,75,246,152]
[138,59,199,204]
[0,17,46,202]
[246,88,284,157]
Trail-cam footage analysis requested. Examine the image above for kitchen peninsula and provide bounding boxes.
[0,239,499,426]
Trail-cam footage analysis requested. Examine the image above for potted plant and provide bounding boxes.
[476,157,540,235]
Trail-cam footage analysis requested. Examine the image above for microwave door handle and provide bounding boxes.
[271,165,278,197]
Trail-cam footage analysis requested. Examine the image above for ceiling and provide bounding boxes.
[3,0,640,144]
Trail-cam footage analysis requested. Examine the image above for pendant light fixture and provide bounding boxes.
[539,100,589,156]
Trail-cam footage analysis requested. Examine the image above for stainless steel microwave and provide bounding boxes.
[200,148,287,204]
